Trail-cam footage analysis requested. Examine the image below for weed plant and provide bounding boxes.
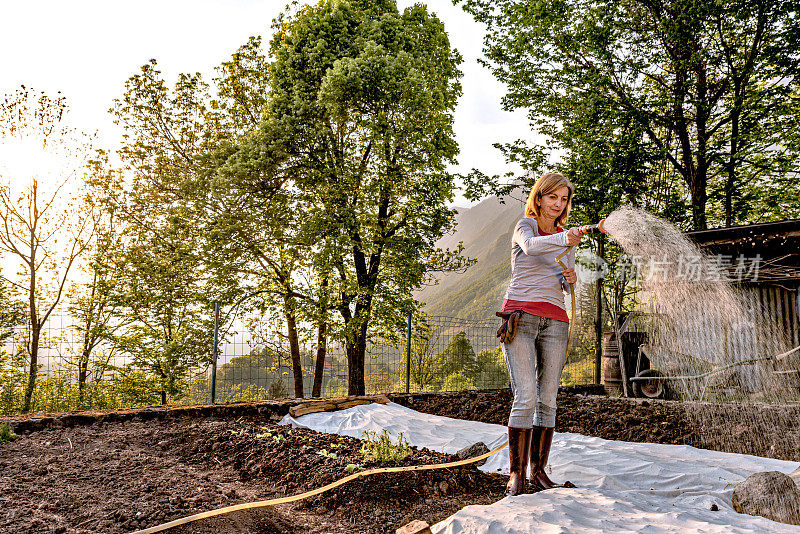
[0,423,17,443]
[360,429,411,462]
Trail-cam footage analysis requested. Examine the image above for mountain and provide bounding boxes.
[417,195,525,320]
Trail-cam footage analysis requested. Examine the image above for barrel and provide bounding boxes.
[603,332,622,396]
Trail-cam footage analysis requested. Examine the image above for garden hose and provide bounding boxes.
[131,440,509,534]
[555,246,576,357]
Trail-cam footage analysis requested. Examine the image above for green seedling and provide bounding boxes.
[344,463,364,473]
[360,429,411,463]
[316,449,337,459]
[272,434,286,443]
[0,423,18,444]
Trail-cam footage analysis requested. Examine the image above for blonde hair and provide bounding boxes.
[524,172,574,228]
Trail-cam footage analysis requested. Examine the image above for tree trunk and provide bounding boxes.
[346,300,370,395]
[22,326,40,413]
[726,89,742,227]
[594,234,605,385]
[22,250,39,413]
[78,327,92,405]
[346,336,366,395]
[78,351,89,405]
[689,170,708,230]
[284,297,304,398]
[312,320,327,397]
[312,276,328,397]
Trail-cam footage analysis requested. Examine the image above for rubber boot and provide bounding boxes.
[529,426,573,490]
[505,427,532,496]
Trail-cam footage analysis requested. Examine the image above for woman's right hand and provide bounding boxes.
[565,227,582,246]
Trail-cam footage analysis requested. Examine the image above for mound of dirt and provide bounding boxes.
[168,420,507,529]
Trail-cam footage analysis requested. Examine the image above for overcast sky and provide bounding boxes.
[0,0,536,207]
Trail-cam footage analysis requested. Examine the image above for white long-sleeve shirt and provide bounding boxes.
[503,217,576,312]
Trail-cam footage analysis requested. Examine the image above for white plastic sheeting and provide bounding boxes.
[279,402,800,533]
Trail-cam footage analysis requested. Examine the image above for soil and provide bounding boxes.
[0,415,506,533]
[2,387,798,533]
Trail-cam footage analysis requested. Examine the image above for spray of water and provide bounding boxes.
[600,206,799,458]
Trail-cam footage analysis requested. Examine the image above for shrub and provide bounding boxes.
[267,379,288,399]
[360,429,411,462]
[0,423,17,444]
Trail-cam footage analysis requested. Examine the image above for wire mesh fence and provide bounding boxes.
[197,315,511,404]
[0,291,602,415]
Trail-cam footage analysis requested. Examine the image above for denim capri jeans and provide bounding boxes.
[501,312,569,428]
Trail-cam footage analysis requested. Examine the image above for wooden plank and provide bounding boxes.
[765,286,775,351]
[288,394,390,418]
[289,402,337,417]
[773,286,785,350]
[335,399,374,410]
[793,288,800,348]
[781,288,791,347]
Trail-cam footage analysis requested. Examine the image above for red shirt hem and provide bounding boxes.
[501,299,569,323]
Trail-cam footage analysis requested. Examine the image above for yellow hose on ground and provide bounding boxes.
[131,440,509,534]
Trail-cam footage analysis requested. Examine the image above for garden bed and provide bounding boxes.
[0,415,506,533]
[2,387,799,533]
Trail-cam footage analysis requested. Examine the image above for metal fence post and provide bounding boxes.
[405,310,412,393]
[210,302,219,404]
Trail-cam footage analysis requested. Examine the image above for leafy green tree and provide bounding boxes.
[476,346,507,389]
[0,275,25,415]
[460,0,800,229]
[110,216,212,405]
[111,42,315,398]
[409,325,441,391]
[67,153,128,405]
[269,0,471,394]
[434,331,479,382]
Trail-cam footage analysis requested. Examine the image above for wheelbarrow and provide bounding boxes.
[630,343,800,401]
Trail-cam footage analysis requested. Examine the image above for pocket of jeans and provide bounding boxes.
[515,313,539,336]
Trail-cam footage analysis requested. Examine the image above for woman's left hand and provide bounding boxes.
[562,268,577,285]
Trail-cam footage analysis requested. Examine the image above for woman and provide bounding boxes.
[500,172,581,496]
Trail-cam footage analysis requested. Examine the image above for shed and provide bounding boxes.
[686,218,800,351]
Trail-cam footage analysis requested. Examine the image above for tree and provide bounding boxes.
[408,321,440,391]
[269,0,471,394]
[111,42,314,398]
[460,0,800,229]
[111,217,212,405]
[67,154,127,405]
[476,346,507,388]
[434,331,479,382]
[0,87,95,412]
